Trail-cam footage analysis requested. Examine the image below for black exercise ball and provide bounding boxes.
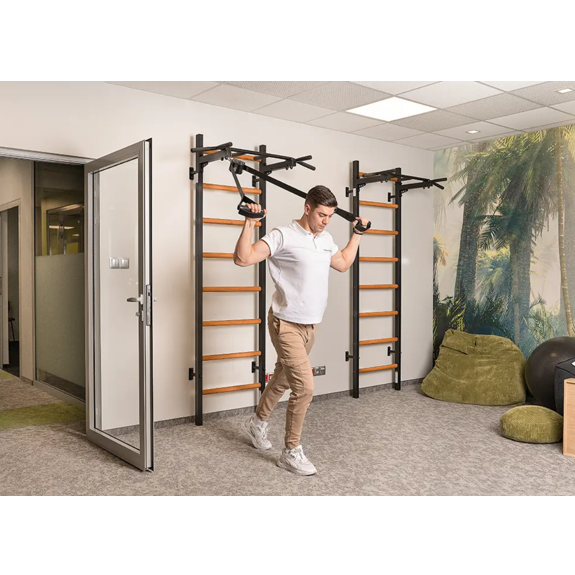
[525,337,575,411]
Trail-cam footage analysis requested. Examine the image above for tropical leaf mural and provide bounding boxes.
[434,124,575,359]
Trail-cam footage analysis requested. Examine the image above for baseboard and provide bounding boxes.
[152,378,424,429]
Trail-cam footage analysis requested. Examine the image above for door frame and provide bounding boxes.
[0,199,21,372]
[0,146,90,402]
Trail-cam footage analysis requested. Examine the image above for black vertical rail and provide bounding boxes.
[195,134,204,425]
[258,145,267,393]
[394,169,402,390]
[351,160,360,398]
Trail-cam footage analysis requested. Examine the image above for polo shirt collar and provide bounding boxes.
[292,219,326,238]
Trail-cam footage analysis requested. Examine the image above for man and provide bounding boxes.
[233,185,368,476]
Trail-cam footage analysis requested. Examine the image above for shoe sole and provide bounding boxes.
[243,421,272,450]
[277,459,317,476]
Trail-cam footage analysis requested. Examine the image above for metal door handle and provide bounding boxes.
[127,295,143,303]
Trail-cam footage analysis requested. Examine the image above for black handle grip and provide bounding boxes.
[297,160,316,171]
[355,219,371,233]
[238,203,265,219]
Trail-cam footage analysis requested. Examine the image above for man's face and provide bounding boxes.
[306,203,336,234]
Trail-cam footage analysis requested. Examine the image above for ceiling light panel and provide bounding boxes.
[290,82,390,111]
[348,97,436,121]
[400,81,502,108]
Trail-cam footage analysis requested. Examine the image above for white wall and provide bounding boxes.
[0,82,434,421]
[0,158,33,381]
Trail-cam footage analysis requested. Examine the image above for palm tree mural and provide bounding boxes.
[434,124,575,358]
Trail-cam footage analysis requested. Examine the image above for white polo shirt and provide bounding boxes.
[261,220,339,324]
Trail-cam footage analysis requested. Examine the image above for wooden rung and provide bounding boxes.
[365,229,398,236]
[203,286,261,292]
[359,311,398,317]
[359,200,398,209]
[358,173,398,182]
[203,383,261,395]
[203,319,262,326]
[204,218,261,227]
[203,253,233,259]
[203,351,262,361]
[204,183,261,195]
[359,364,398,373]
[204,151,261,162]
[359,284,398,290]
[359,257,398,262]
[359,337,399,346]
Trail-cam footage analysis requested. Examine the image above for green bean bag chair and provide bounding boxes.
[500,406,563,443]
[422,329,526,406]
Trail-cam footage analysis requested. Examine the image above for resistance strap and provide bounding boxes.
[229,159,371,233]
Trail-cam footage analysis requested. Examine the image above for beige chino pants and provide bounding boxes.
[256,308,316,449]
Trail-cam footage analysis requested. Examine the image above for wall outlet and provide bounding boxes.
[265,373,273,383]
[312,366,326,376]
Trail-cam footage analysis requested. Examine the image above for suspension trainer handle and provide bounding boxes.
[334,207,372,233]
[229,160,266,220]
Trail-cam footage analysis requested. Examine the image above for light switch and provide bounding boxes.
[120,258,130,269]
[109,257,120,269]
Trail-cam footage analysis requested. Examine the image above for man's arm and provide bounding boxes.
[233,204,271,267]
[330,217,369,272]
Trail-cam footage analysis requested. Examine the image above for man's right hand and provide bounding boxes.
[245,203,267,221]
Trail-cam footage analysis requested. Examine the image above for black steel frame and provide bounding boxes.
[346,163,446,396]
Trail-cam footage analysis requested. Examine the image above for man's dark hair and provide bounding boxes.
[305,185,338,211]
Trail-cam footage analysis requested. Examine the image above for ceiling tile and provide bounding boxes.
[352,81,437,94]
[392,110,476,132]
[445,93,541,121]
[401,81,502,108]
[290,82,390,111]
[225,81,328,98]
[394,133,463,150]
[551,101,575,115]
[191,84,281,111]
[489,107,575,130]
[253,99,333,122]
[479,81,545,91]
[466,130,526,142]
[510,81,575,106]
[353,124,424,141]
[435,121,519,140]
[307,112,383,132]
[107,81,220,99]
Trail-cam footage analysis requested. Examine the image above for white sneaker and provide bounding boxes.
[277,445,317,476]
[243,414,272,450]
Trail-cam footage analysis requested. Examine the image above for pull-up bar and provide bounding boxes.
[190,142,372,233]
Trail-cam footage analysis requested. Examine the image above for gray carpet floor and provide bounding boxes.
[2,381,575,495]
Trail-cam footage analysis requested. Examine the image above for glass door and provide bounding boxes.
[85,140,153,471]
